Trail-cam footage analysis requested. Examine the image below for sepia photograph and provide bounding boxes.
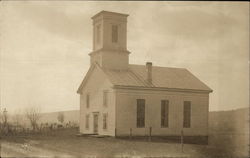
[0,1,249,158]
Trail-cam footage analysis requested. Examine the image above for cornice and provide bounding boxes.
[113,85,213,94]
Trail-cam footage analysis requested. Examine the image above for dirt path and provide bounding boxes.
[0,138,191,158]
[1,141,74,157]
[1,133,240,158]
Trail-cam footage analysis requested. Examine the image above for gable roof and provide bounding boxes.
[101,64,212,92]
[77,63,212,94]
[77,64,96,94]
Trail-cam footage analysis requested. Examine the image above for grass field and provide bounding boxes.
[1,128,248,158]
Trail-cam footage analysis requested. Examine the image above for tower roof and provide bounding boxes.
[91,10,129,20]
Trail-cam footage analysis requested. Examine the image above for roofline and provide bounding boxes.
[89,48,131,56]
[76,64,96,94]
[77,62,109,94]
[113,85,213,94]
[92,10,129,19]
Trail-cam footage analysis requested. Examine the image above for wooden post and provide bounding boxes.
[130,128,132,140]
[149,127,152,142]
[0,132,1,157]
[181,130,184,153]
[115,128,117,138]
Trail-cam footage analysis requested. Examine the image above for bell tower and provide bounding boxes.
[89,11,130,70]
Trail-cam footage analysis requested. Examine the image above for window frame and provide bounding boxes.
[103,113,108,130]
[136,99,145,128]
[86,93,90,108]
[183,101,191,128]
[103,90,108,107]
[85,114,89,129]
[96,24,101,44]
[161,100,169,128]
[111,25,118,43]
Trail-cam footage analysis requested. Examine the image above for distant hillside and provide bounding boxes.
[39,110,79,124]
[209,107,249,133]
[37,107,249,133]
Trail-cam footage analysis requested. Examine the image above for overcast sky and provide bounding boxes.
[0,1,249,113]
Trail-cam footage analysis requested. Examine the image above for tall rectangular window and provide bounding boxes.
[183,101,191,128]
[103,90,108,107]
[137,99,145,128]
[103,113,108,130]
[85,114,89,129]
[96,24,101,44]
[161,100,169,128]
[86,94,90,108]
[112,25,118,43]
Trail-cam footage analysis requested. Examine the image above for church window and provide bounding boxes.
[161,100,169,128]
[137,99,145,128]
[183,101,191,128]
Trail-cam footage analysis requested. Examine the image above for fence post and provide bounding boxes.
[0,131,1,156]
[181,130,184,153]
[115,128,117,138]
[149,127,152,142]
[130,128,132,140]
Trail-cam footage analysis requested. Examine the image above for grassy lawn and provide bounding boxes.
[1,128,248,158]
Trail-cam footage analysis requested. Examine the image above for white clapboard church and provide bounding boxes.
[77,11,212,141]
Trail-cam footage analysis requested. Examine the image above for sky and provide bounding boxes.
[0,1,249,113]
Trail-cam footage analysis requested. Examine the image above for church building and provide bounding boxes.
[77,11,212,139]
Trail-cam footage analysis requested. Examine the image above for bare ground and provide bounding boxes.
[0,128,248,158]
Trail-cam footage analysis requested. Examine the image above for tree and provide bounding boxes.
[25,107,41,131]
[12,110,23,127]
[57,112,65,124]
[2,108,8,127]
